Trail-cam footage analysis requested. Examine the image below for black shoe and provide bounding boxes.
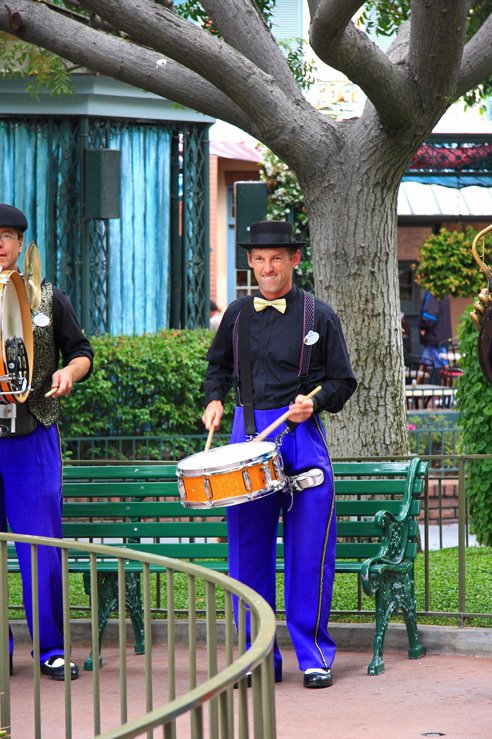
[9,654,13,676]
[234,665,282,689]
[234,671,252,689]
[303,668,333,689]
[40,656,79,681]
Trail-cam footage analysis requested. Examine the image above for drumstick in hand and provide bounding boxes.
[251,385,322,443]
[44,386,59,398]
[204,424,215,452]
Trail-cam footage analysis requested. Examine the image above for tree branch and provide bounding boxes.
[409,0,469,106]
[74,0,321,156]
[310,0,365,44]
[0,2,255,132]
[201,0,303,101]
[310,5,419,130]
[455,11,492,98]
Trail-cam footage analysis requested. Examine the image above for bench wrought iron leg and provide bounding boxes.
[83,573,118,671]
[125,573,144,655]
[368,575,400,675]
[401,570,426,661]
[369,571,425,675]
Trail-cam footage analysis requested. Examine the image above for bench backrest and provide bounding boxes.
[62,464,229,566]
[58,459,428,566]
[332,459,428,561]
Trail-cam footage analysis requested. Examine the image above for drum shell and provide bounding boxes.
[176,441,287,509]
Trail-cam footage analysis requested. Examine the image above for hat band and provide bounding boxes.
[250,232,293,245]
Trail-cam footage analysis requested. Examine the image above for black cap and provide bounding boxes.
[0,204,28,232]
[238,220,305,249]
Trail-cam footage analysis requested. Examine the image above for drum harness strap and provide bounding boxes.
[233,290,316,440]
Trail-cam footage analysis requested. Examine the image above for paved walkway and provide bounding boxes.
[6,636,492,738]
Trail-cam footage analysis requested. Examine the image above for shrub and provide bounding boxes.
[416,227,491,299]
[59,330,236,440]
[456,310,492,546]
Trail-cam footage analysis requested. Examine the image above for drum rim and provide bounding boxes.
[176,441,279,478]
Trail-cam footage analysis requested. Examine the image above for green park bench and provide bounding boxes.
[6,457,428,675]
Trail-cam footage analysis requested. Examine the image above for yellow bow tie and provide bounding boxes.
[253,297,287,314]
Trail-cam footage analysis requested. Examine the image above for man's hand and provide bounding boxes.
[49,357,91,398]
[202,400,224,431]
[287,394,314,424]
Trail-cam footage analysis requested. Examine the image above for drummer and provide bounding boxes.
[0,204,93,680]
[202,220,357,689]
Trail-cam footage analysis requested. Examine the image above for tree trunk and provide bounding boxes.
[298,125,410,458]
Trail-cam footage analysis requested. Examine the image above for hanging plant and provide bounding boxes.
[416,226,492,299]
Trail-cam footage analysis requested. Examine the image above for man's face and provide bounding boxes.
[0,228,22,271]
[247,247,301,299]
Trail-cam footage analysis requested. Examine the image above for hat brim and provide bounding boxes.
[238,241,306,249]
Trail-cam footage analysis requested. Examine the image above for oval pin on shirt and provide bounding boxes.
[303,330,319,346]
[33,312,50,327]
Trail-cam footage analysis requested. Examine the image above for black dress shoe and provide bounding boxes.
[40,656,79,681]
[234,664,282,689]
[234,671,252,689]
[303,668,333,689]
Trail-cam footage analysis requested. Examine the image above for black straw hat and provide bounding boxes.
[0,204,28,232]
[238,220,305,249]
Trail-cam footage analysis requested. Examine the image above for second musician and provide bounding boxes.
[202,220,357,689]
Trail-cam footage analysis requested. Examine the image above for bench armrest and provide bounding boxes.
[360,458,423,596]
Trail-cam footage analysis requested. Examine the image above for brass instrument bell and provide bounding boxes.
[22,241,42,312]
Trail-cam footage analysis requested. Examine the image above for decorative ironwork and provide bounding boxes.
[182,124,210,328]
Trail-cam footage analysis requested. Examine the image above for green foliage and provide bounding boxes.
[59,330,235,441]
[176,1,314,91]
[456,311,492,546]
[0,33,72,98]
[359,1,492,111]
[359,1,411,37]
[259,146,313,291]
[416,227,490,300]
[176,0,275,27]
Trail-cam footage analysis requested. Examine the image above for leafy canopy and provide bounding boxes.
[0,1,489,106]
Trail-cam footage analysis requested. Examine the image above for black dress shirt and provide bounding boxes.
[204,286,357,413]
[53,286,94,375]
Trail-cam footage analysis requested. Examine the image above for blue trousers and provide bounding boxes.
[227,406,337,675]
[0,424,64,662]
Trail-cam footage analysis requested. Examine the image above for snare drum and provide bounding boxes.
[0,270,34,404]
[176,441,287,508]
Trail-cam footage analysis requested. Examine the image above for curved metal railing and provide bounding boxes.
[0,532,277,738]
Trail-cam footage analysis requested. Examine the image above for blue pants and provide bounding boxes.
[227,406,337,675]
[0,424,65,662]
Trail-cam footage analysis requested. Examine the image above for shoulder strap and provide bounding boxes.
[235,297,256,436]
[298,291,316,380]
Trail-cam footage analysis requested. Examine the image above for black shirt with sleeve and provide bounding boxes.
[204,286,357,413]
[52,286,94,375]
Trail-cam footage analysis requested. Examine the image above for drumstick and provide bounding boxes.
[251,385,322,444]
[44,386,59,398]
[204,424,215,452]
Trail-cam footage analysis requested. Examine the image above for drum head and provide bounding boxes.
[177,441,277,475]
[0,270,34,403]
[478,303,492,385]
